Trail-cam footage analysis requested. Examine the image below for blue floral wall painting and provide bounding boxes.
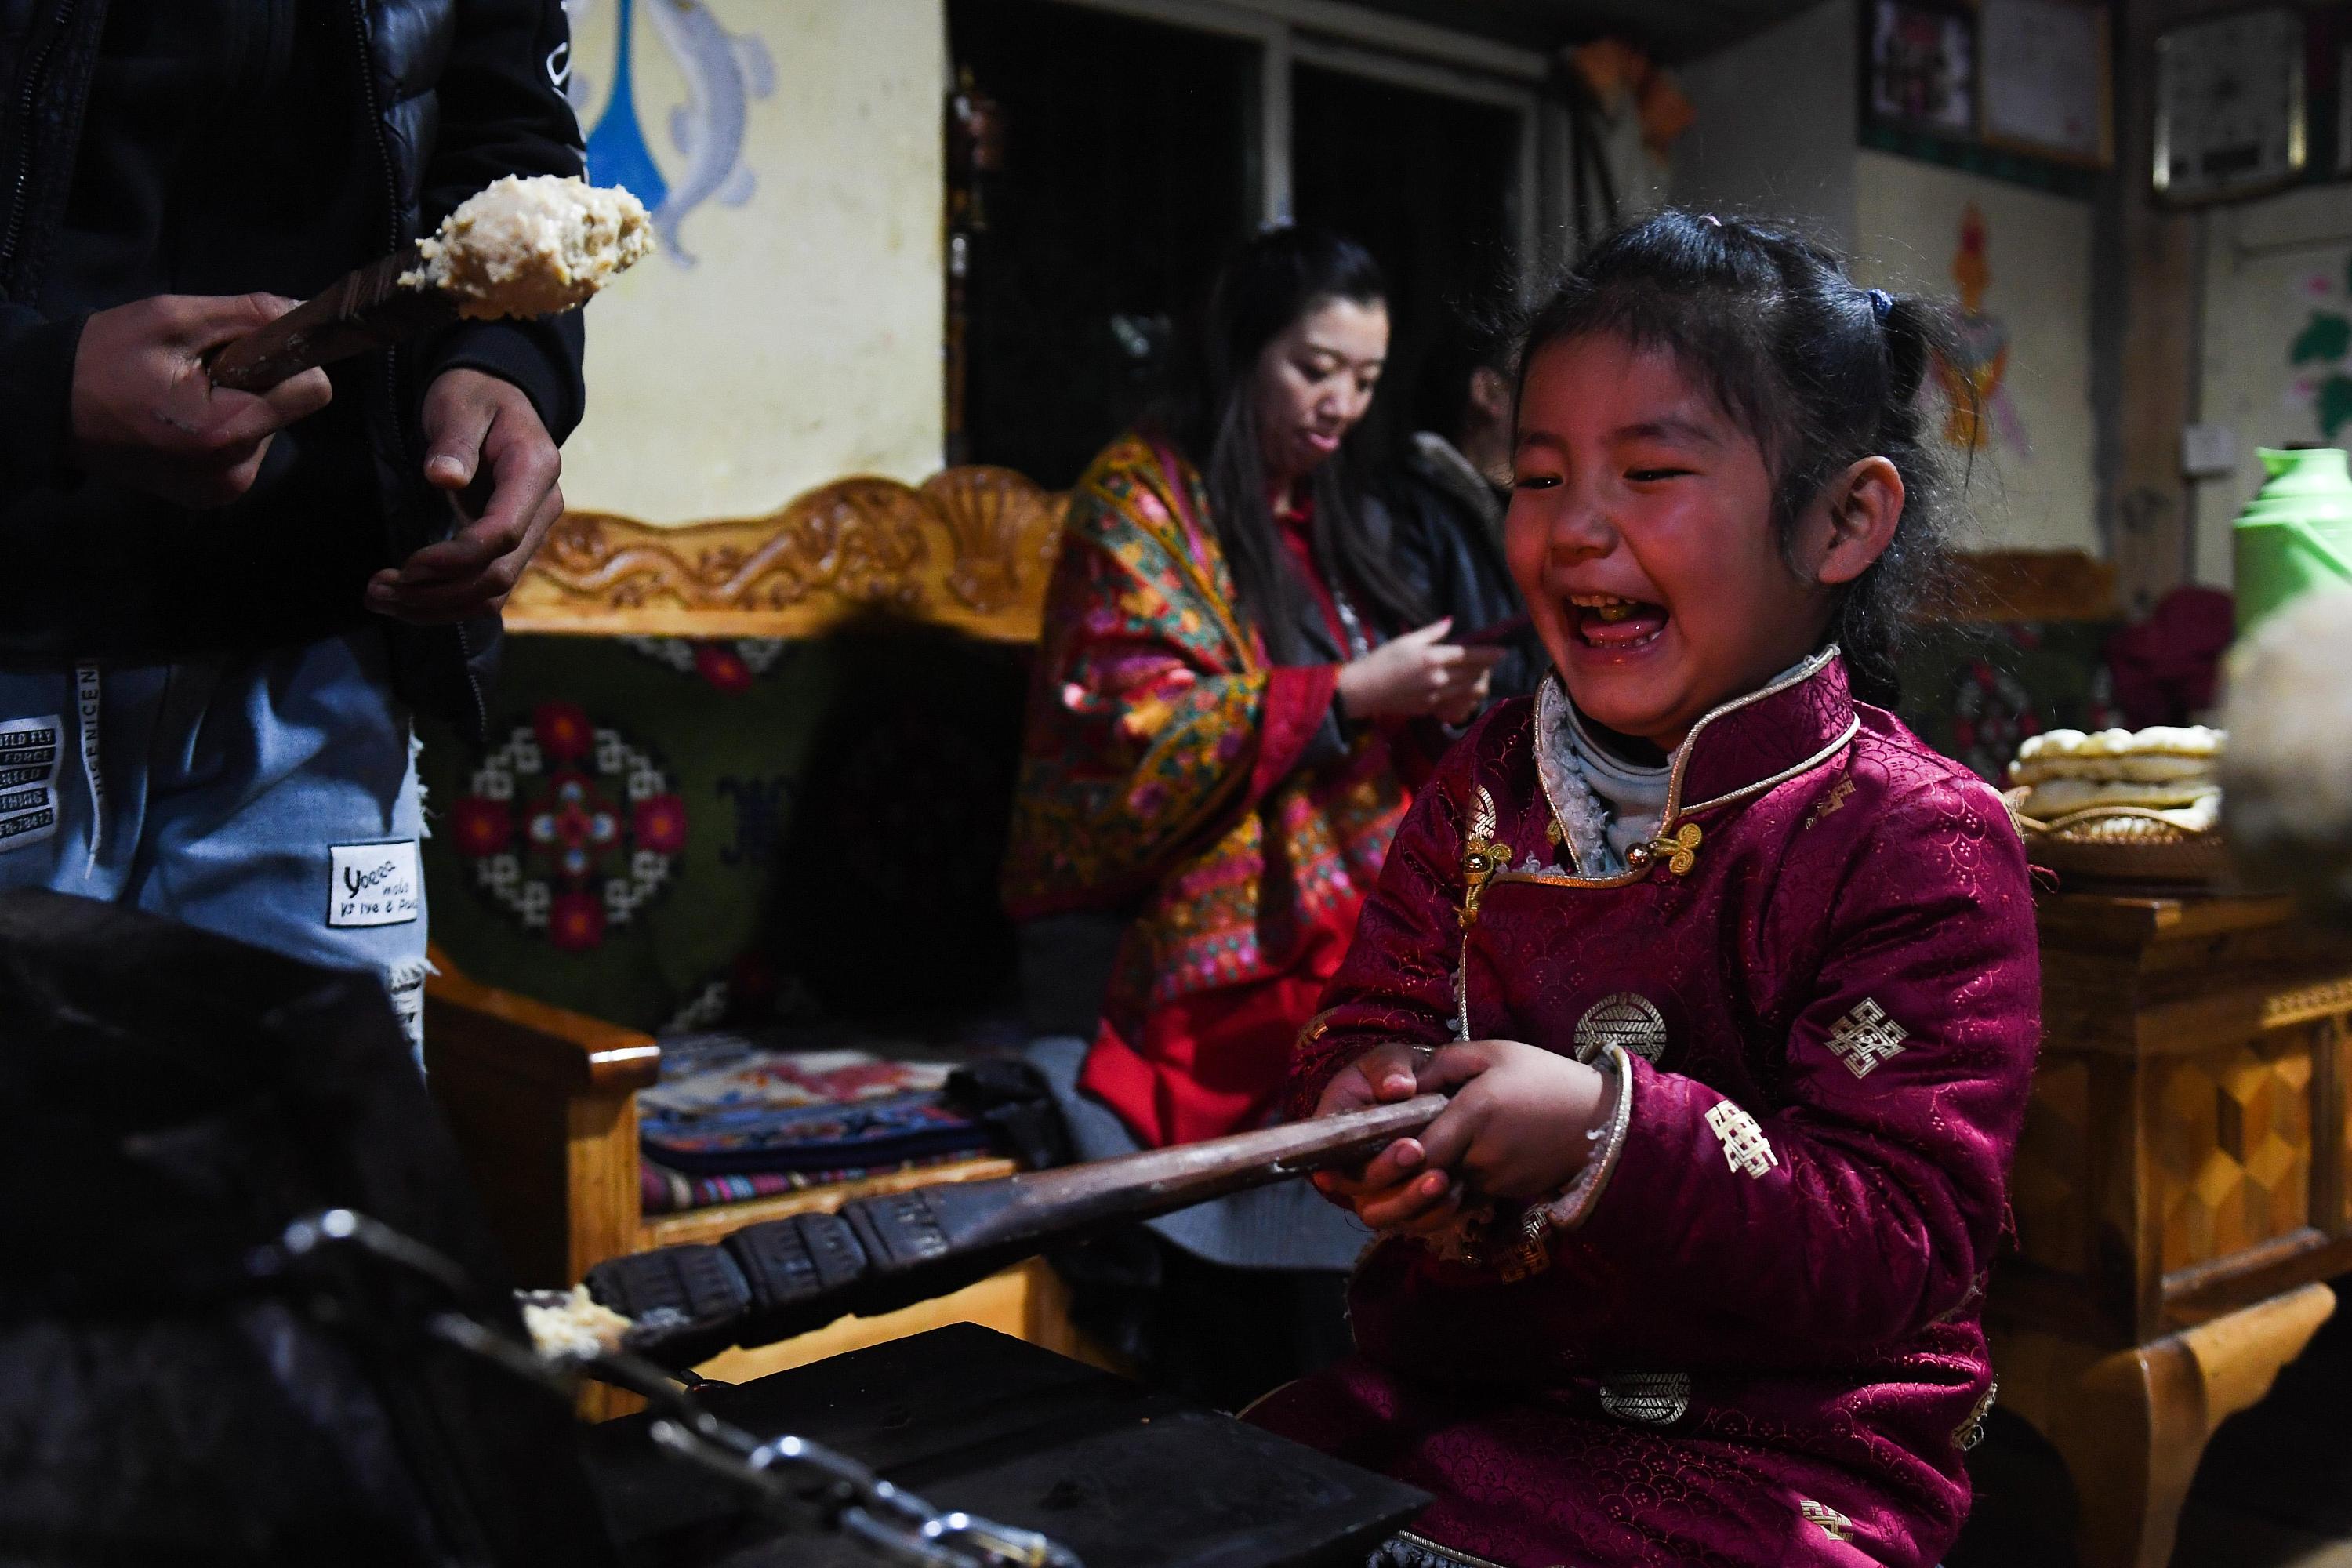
[561,0,775,266]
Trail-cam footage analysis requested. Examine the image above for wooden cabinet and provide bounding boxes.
[1989,891,2352,1568]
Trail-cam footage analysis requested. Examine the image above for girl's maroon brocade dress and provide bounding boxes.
[1252,651,2042,1568]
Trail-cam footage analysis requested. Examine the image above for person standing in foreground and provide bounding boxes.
[1252,212,2041,1568]
[0,2,586,1050]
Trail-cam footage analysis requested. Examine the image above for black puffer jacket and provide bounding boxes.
[1393,433,1545,702]
[0,0,586,735]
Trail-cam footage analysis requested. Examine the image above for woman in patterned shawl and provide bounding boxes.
[1004,227,1504,1152]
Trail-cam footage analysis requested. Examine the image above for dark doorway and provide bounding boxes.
[1290,64,1522,451]
[948,0,1257,489]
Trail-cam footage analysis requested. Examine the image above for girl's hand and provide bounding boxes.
[1338,619,1506,722]
[1309,1042,1465,1234]
[1412,1040,1614,1202]
[1311,1040,1421,1118]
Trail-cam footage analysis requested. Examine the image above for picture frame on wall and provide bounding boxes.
[1979,0,2114,166]
[2154,6,2307,204]
[2342,39,2352,177]
[2305,2,2352,183]
[1868,0,1979,136]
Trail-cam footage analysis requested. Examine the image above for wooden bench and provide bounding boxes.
[419,467,1083,1403]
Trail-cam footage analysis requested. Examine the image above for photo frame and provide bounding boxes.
[2153,6,2307,204]
[1979,0,2114,167]
[1867,0,1980,136]
[2341,38,2352,176]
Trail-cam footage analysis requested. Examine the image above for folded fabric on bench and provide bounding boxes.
[638,1148,988,1217]
[638,1044,997,1177]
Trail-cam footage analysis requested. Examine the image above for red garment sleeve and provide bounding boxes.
[1287,718,1486,1116]
[1250,664,1341,802]
[1567,783,2041,1344]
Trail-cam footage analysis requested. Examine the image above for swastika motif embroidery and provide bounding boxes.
[1806,775,1855,829]
[1705,1101,1778,1178]
[1799,1500,1853,1541]
[1598,1370,1690,1425]
[1826,998,1909,1078]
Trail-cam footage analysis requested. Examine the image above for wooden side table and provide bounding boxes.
[1989,891,2352,1568]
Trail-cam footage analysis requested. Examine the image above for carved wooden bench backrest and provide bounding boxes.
[505,466,1069,643]
[1933,549,2118,622]
[506,472,2111,641]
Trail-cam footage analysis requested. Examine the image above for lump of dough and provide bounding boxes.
[404,174,654,320]
[519,1284,634,1360]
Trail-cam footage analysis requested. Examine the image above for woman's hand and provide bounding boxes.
[1308,1042,1468,1236]
[1410,1040,1615,1203]
[1338,619,1505,724]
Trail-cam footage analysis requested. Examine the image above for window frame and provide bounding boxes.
[1044,0,1572,292]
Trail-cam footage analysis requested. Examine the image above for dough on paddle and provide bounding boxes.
[404,174,654,320]
[519,1283,633,1360]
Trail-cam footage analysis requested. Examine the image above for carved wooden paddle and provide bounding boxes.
[589,1094,1449,1365]
[206,243,462,394]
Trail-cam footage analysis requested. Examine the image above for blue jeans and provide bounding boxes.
[0,628,428,1053]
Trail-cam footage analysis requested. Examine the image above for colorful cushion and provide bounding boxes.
[633,1029,1034,1214]
[417,633,844,1032]
[418,626,1032,1036]
[637,1047,993,1175]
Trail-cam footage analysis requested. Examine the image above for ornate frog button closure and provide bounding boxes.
[1457,786,1511,929]
[1624,820,1702,877]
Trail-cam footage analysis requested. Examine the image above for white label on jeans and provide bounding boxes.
[328,840,422,927]
[0,716,63,853]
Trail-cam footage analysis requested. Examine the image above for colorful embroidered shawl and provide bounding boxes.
[1001,434,1408,1040]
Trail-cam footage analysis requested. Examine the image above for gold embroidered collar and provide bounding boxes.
[1517,647,1861,886]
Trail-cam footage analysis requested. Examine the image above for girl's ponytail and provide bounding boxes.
[1879,292,1939,411]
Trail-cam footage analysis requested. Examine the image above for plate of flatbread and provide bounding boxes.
[2004,725,2230,884]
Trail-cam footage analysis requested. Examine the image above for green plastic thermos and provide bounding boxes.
[2235,446,2352,636]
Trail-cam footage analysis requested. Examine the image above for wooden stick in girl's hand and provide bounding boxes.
[583,1092,1451,1365]
[208,175,654,393]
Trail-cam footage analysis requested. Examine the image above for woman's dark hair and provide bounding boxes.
[1149,225,1428,664]
[1515,209,1964,706]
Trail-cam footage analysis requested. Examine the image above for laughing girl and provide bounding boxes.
[1250,212,2042,1568]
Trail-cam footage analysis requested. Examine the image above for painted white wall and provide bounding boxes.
[1852,150,2100,555]
[559,0,947,525]
[1672,0,1858,250]
[2190,187,2352,586]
